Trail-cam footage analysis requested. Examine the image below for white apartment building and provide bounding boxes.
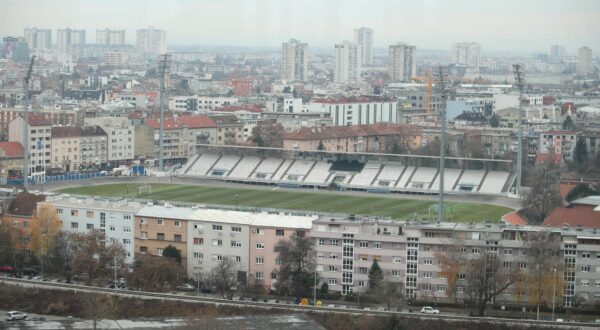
[283,98,303,113]
[57,28,86,51]
[169,96,238,112]
[334,41,361,84]
[24,28,52,49]
[353,27,373,66]
[84,117,134,164]
[8,115,52,181]
[311,217,600,308]
[79,126,108,169]
[389,42,416,82]
[281,39,308,82]
[136,27,167,54]
[96,29,125,45]
[451,42,481,67]
[309,96,398,126]
[39,195,142,264]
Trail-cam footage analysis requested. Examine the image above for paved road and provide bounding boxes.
[33,175,522,210]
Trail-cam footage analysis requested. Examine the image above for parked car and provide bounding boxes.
[420,306,440,314]
[6,311,27,321]
[0,265,16,273]
[176,284,195,291]
[21,267,38,276]
[200,287,215,294]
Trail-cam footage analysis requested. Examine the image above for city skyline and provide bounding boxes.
[2,0,599,53]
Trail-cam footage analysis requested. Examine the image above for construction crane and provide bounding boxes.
[412,71,433,113]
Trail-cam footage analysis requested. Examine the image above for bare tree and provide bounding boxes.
[435,242,465,303]
[522,158,562,224]
[274,233,316,298]
[376,280,403,311]
[80,293,115,330]
[212,257,240,299]
[46,231,75,282]
[251,120,285,148]
[127,254,185,292]
[71,230,126,285]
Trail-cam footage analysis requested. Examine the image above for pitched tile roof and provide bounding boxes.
[543,204,600,229]
[146,115,216,130]
[0,142,24,158]
[7,192,46,217]
[27,114,52,126]
[285,123,421,141]
[502,211,529,225]
[51,126,82,138]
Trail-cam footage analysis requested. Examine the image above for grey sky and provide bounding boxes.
[2,0,599,53]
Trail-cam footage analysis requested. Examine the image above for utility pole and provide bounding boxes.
[157,54,172,171]
[512,64,525,196]
[313,267,317,308]
[552,266,557,320]
[435,66,450,222]
[113,255,118,292]
[23,56,36,190]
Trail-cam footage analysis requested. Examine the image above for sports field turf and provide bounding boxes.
[59,183,512,222]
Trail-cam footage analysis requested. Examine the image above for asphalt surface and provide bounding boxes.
[34,175,522,210]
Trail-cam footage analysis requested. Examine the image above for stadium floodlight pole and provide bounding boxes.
[158,54,172,171]
[23,56,36,191]
[435,66,449,222]
[512,64,525,196]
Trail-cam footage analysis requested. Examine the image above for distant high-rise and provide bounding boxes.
[451,42,481,67]
[281,39,308,82]
[57,28,86,51]
[24,28,52,49]
[136,27,166,54]
[334,41,361,84]
[577,46,593,76]
[388,42,416,82]
[2,37,30,63]
[353,27,373,66]
[97,29,125,45]
[550,45,565,61]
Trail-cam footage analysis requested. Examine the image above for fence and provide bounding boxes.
[5,171,109,186]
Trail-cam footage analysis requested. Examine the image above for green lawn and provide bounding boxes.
[58,183,512,222]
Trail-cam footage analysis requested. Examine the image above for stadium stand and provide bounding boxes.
[181,146,515,196]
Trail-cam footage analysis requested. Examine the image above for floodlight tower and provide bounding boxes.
[157,54,172,171]
[512,64,525,195]
[23,56,36,190]
[435,66,450,222]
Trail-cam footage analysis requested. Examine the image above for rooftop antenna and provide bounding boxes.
[157,54,172,171]
[22,55,36,190]
[512,64,525,196]
[435,65,450,222]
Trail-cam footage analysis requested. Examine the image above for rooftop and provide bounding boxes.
[146,115,216,130]
[51,126,82,138]
[0,142,24,158]
[285,123,421,140]
[312,95,396,104]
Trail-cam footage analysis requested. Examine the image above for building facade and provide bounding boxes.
[353,27,373,66]
[334,41,361,84]
[51,126,81,172]
[577,46,593,76]
[539,130,579,161]
[451,42,481,67]
[8,115,52,180]
[308,96,398,127]
[23,28,52,49]
[57,28,86,51]
[389,43,416,82]
[136,27,167,55]
[96,29,125,45]
[79,126,108,170]
[84,117,134,164]
[281,39,308,82]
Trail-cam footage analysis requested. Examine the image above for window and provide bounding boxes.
[71,222,78,229]
[472,248,480,254]
[140,246,148,254]
[123,215,131,220]
[595,280,600,287]
[231,226,242,232]
[141,231,148,239]
[212,239,223,246]
[437,285,446,292]
[86,211,94,218]
[329,278,337,285]
[318,238,325,245]
[581,279,590,286]
[157,248,164,256]
[330,239,339,246]
[122,239,131,245]
[157,219,163,225]
[582,265,591,272]
[373,242,382,249]
[157,233,165,240]
[424,258,433,265]
[519,262,527,270]
[255,272,264,279]
[276,229,284,236]
[123,226,131,233]
[71,210,78,216]
[358,255,368,261]
[458,273,466,280]
[359,267,368,274]
[231,240,242,247]
[457,286,464,293]
[424,232,434,238]
[422,284,432,291]
[423,272,432,278]
[256,242,265,249]
[393,256,402,264]
[174,234,182,242]
[174,220,180,227]
[329,265,338,272]
[582,252,591,258]
[86,224,94,230]
[391,270,401,277]
[256,257,264,264]
[194,237,204,245]
[359,241,368,248]
[329,254,338,259]
[234,256,242,262]
[57,208,63,215]
[212,255,223,261]
[213,224,222,231]
[193,252,203,259]
[503,249,512,255]
[109,225,115,231]
[358,280,365,287]
[140,218,146,224]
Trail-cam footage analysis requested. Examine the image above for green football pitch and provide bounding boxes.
[59,183,512,222]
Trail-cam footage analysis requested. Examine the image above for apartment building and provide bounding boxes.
[311,217,600,308]
[135,205,191,267]
[539,130,579,161]
[23,28,52,49]
[209,115,245,145]
[39,195,141,263]
[389,42,416,82]
[353,27,373,66]
[96,29,125,45]
[145,115,217,161]
[84,117,134,165]
[308,96,398,127]
[79,126,108,170]
[51,126,81,172]
[169,96,238,112]
[0,108,81,140]
[451,42,481,67]
[136,27,166,55]
[334,41,361,84]
[281,39,308,82]
[0,142,24,180]
[9,114,52,181]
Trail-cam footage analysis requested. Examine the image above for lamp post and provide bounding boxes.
[313,267,317,308]
[552,266,557,320]
[39,233,46,279]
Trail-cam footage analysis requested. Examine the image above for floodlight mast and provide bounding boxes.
[23,56,36,190]
[158,54,171,171]
[512,64,525,196]
[435,66,450,222]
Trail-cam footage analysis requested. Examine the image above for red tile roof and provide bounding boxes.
[51,126,82,138]
[7,192,45,217]
[502,211,528,225]
[543,204,600,229]
[0,142,24,158]
[27,114,52,126]
[285,123,421,141]
[535,152,564,165]
[146,115,216,130]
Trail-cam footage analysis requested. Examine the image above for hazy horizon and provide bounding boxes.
[2,0,599,54]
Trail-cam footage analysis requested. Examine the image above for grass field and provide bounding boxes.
[58,183,512,222]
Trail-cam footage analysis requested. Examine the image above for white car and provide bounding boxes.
[420,306,440,314]
[6,311,27,321]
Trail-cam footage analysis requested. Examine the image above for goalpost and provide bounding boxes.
[138,185,152,196]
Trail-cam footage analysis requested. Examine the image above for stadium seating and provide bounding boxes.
[181,152,514,196]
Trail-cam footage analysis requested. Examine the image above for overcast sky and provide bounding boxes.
[2,0,599,53]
